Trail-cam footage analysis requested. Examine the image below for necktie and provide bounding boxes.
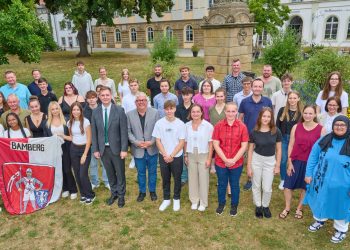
[104,108,108,144]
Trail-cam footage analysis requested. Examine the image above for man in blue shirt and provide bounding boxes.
[0,71,31,109]
[28,69,53,96]
[174,66,198,103]
[238,78,272,191]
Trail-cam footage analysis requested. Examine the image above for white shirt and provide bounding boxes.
[122,93,137,113]
[50,125,64,136]
[185,120,213,154]
[102,103,112,145]
[118,81,131,99]
[272,89,289,121]
[4,128,31,138]
[316,90,349,114]
[152,117,186,157]
[233,90,252,110]
[94,78,117,98]
[68,118,90,145]
[199,78,221,92]
[0,124,4,137]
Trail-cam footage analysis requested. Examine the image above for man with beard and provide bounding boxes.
[260,65,281,98]
[147,65,163,106]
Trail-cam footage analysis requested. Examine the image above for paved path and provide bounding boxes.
[65,47,204,58]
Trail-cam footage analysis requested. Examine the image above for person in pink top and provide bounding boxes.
[192,80,216,121]
[279,105,326,220]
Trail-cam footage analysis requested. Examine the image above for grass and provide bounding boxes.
[0,52,348,249]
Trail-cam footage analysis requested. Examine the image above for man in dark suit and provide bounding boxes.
[127,92,160,202]
[91,86,128,207]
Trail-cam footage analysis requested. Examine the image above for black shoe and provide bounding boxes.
[106,195,118,206]
[255,206,263,218]
[80,197,87,203]
[150,192,158,201]
[137,193,146,202]
[243,180,252,191]
[230,205,237,217]
[216,204,225,215]
[263,207,272,218]
[118,197,125,208]
[85,196,96,205]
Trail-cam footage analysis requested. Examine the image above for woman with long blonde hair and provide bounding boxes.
[44,101,78,200]
[118,68,131,103]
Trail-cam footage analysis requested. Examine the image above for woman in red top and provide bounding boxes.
[279,105,326,219]
[212,102,249,216]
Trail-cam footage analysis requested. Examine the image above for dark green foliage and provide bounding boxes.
[150,35,177,63]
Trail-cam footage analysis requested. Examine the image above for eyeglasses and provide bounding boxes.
[136,99,147,103]
[330,78,339,81]
[334,123,347,128]
[327,104,339,107]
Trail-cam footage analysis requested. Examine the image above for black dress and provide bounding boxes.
[26,114,47,138]
[60,96,85,121]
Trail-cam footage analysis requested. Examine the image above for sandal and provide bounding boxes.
[279,209,290,219]
[294,209,303,219]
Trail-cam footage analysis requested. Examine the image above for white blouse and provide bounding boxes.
[67,118,90,145]
[185,120,214,154]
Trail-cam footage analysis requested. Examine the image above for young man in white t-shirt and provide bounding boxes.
[198,66,221,92]
[152,100,186,212]
[272,73,293,122]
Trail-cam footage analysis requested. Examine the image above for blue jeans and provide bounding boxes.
[216,165,243,206]
[134,151,158,193]
[280,134,290,181]
[90,155,109,186]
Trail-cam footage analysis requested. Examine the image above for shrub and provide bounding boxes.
[304,48,350,89]
[262,29,302,78]
[292,79,320,105]
[149,35,177,63]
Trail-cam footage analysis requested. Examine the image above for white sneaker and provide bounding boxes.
[278,181,285,190]
[61,191,69,198]
[191,203,198,210]
[91,184,99,190]
[70,193,78,200]
[129,157,135,169]
[173,199,180,211]
[159,200,171,211]
[198,205,206,212]
[105,184,111,190]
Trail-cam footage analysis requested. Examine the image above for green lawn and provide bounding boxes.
[0,52,347,249]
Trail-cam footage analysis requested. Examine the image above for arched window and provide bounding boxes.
[325,16,338,40]
[101,30,107,43]
[130,28,137,42]
[185,25,193,42]
[347,19,350,40]
[289,16,303,36]
[165,26,173,40]
[115,29,121,42]
[147,27,154,42]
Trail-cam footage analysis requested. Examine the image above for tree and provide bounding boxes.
[43,0,173,57]
[248,0,290,35]
[0,0,56,65]
[262,29,301,78]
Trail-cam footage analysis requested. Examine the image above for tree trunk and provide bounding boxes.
[76,22,90,57]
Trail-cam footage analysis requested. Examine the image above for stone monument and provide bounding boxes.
[201,0,256,80]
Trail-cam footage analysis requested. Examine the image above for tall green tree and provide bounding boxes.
[43,0,173,57]
[0,0,55,65]
[248,0,290,35]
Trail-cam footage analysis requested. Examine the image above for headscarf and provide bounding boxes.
[318,115,350,156]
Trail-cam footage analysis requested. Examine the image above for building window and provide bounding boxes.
[147,27,154,42]
[101,30,107,43]
[257,29,268,46]
[115,29,121,42]
[325,16,338,40]
[289,16,303,42]
[61,37,66,46]
[209,0,214,7]
[165,26,173,40]
[347,20,350,40]
[185,25,193,42]
[68,37,73,48]
[67,21,72,30]
[59,21,65,31]
[186,0,193,11]
[130,28,137,42]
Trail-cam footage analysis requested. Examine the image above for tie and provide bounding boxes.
[104,108,108,144]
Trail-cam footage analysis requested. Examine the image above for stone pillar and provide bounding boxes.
[201,0,256,80]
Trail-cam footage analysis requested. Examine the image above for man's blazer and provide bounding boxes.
[91,103,128,156]
[127,107,159,158]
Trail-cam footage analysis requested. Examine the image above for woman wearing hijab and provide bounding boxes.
[304,116,350,244]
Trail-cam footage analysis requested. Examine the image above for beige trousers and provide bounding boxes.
[188,149,210,207]
[251,152,276,207]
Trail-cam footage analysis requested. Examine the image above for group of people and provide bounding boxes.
[0,59,349,244]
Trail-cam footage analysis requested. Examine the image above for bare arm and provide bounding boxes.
[287,125,296,176]
[213,140,228,164]
[342,107,348,116]
[275,141,282,174]
[246,142,254,177]
[238,113,244,122]
[170,139,185,158]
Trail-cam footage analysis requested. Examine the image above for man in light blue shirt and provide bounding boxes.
[0,71,31,109]
[153,79,178,118]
